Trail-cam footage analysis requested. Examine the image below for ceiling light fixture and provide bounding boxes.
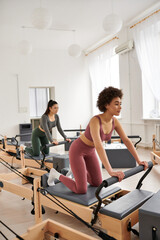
[103,1,123,35]
[68,30,81,58]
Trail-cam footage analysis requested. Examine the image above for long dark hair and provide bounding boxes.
[44,100,58,115]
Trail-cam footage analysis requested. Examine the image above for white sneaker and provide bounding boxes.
[20,144,26,150]
[47,168,61,186]
[66,169,73,178]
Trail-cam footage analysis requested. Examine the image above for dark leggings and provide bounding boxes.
[59,138,102,194]
[25,127,49,156]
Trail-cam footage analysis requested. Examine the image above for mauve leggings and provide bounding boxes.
[59,138,102,194]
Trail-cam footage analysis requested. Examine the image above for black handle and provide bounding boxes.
[111,135,142,147]
[44,140,67,149]
[102,161,153,188]
[91,161,153,226]
[15,133,32,138]
[64,129,85,132]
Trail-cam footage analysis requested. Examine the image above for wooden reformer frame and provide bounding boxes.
[34,178,131,240]
[151,134,160,165]
[12,218,97,240]
[0,165,130,240]
[33,162,153,240]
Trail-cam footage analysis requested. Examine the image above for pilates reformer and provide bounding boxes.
[33,161,154,240]
[0,157,117,240]
[0,136,69,171]
[151,134,160,165]
[0,155,155,240]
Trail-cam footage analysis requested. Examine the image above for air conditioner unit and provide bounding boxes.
[115,40,134,55]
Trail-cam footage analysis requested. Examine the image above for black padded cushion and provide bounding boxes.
[100,189,153,220]
[44,182,121,206]
[139,190,160,217]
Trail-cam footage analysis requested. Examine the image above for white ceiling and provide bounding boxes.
[0,0,160,51]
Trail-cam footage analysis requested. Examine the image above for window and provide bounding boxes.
[89,53,120,115]
[142,75,160,119]
[29,88,50,117]
[108,54,120,88]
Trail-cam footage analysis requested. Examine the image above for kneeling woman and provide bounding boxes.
[25,100,71,156]
[48,87,148,193]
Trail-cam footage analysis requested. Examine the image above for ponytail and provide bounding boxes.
[44,100,58,115]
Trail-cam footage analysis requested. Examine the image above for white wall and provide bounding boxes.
[0,46,92,138]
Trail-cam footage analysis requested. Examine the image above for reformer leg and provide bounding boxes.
[34,178,42,224]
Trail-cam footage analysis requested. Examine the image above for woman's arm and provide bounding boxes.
[90,117,124,181]
[56,115,70,140]
[114,118,148,169]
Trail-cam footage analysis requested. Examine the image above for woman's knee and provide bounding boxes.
[90,178,102,187]
[76,185,87,194]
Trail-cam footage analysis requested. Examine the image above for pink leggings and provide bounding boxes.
[59,138,102,194]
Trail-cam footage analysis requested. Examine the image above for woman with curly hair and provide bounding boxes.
[48,87,148,193]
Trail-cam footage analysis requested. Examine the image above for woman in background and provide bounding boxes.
[25,100,71,156]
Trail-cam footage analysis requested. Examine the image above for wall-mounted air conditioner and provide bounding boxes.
[115,40,134,55]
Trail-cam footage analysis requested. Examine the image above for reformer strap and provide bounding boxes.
[127,221,139,236]
[152,227,157,240]
[24,152,51,173]
[38,187,116,240]
[0,221,24,240]
[0,157,34,184]
[0,231,8,240]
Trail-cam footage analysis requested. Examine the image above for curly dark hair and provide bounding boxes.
[97,86,123,112]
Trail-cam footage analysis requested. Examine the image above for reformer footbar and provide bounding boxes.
[0,220,24,240]
[108,135,142,148]
[91,161,153,225]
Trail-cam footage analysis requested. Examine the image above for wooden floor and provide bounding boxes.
[0,147,160,240]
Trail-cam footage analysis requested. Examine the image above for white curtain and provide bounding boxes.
[29,88,36,117]
[87,39,119,115]
[36,88,49,116]
[132,13,160,101]
[29,88,49,117]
